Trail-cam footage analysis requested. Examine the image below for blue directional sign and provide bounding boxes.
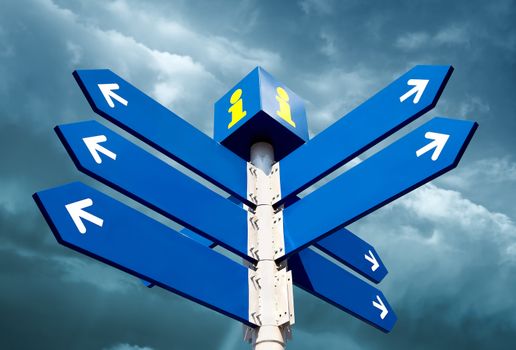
[277,65,453,206]
[282,117,478,259]
[289,249,396,332]
[159,226,394,330]
[314,228,387,284]
[33,64,479,340]
[33,182,253,326]
[55,120,250,261]
[73,69,251,206]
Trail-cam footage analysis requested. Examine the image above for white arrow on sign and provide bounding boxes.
[399,79,429,104]
[98,83,128,108]
[82,135,117,164]
[372,295,388,320]
[364,250,380,272]
[416,132,450,161]
[65,198,104,234]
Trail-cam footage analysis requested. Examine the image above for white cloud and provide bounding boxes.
[301,67,381,134]
[395,32,430,50]
[17,0,281,133]
[457,96,491,118]
[104,343,154,350]
[320,31,337,57]
[395,25,470,51]
[434,25,470,45]
[53,256,140,293]
[398,184,515,239]
[354,183,516,324]
[299,0,335,15]
[440,156,516,189]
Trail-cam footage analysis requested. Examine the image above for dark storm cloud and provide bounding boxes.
[1,0,516,349]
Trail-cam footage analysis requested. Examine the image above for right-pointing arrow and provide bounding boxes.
[64,198,103,234]
[364,250,380,272]
[372,295,388,320]
[399,79,429,104]
[98,83,128,108]
[314,227,388,283]
[416,131,450,161]
[82,135,117,164]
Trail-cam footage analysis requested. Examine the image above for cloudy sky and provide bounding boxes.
[1,0,516,349]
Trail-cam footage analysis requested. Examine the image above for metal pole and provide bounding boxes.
[249,142,287,350]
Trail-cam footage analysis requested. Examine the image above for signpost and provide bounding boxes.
[34,65,477,349]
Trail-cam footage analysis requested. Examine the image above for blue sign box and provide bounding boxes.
[214,67,309,160]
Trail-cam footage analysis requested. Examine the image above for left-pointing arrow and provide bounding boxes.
[33,182,254,326]
[98,83,128,108]
[64,198,103,234]
[82,135,117,164]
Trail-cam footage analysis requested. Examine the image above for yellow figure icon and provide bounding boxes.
[227,88,247,129]
[275,87,296,127]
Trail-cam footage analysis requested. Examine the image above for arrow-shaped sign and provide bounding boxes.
[399,79,429,104]
[135,221,394,331]
[33,182,254,326]
[64,198,103,234]
[82,135,117,164]
[55,120,250,262]
[276,65,453,207]
[416,132,450,161]
[289,249,396,332]
[281,117,478,259]
[98,83,128,108]
[73,69,251,207]
[314,227,387,283]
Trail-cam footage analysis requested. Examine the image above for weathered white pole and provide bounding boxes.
[249,142,287,350]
